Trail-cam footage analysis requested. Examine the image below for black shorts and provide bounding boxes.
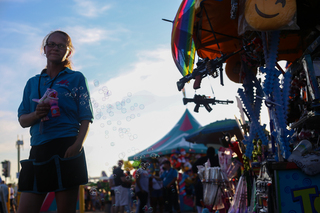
[18,137,88,194]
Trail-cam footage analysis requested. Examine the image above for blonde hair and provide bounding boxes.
[41,30,74,69]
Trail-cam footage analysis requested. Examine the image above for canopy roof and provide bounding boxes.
[128,109,207,161]
[185,119,244,145]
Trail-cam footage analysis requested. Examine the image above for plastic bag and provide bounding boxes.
[226,159,242,181]
[218,147,233,175]
[228,175,247,213]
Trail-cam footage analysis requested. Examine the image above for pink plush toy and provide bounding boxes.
[32,88,60,121]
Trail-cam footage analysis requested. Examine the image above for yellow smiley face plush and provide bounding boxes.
[244,0,296,31]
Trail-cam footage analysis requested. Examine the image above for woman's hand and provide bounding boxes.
[64,142,82,158]
[35,102,51,119]
[19,102,51,127]
[64,120,90,158]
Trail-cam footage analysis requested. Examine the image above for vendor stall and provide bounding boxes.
[128,109,207,211]
[170,0,320,212]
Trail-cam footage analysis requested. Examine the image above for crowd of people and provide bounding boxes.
[106,147,219,213]
[108,160,181,213]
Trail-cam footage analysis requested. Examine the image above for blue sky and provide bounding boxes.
[0,0,269,182]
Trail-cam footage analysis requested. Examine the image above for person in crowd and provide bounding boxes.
[158,160,180,213]
[17,30,94,213]
[135,161,149,213]
[124,170,133,212]
[0,181,9,213]
[90,187,98,211]
[109,166,117,213]
[100,190,106,211]
[85,187,92,211]
[150,169,164,213]
[113,160,132,213]
[192,147,220,213]
[8,183,17,213]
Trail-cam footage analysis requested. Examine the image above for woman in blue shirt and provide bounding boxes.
[17,30,93,213]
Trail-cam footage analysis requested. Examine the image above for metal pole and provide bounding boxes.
[18,143,20,172]
[16,137,23,178]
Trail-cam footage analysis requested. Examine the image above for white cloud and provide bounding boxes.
[66,25,129,45]
[73,0,112,18]
[0,21,42,37]
[90,47,181,98]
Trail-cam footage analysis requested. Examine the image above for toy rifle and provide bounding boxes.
[176,43,253,91]
[183,94,234,113]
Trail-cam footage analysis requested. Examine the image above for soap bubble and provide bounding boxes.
[139,104,145,110]
[119,152,126,159]
[94,80,99,87]
[72,87,78,93]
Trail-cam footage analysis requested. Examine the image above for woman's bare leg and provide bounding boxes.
[17,192,47,213]
[55,187,79,213]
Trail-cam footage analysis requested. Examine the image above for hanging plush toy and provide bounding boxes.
[244,0,297,31]
[182,157,192,172]
[170,153,181,169]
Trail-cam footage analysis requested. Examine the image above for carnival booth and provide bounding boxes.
[170,0,320,212]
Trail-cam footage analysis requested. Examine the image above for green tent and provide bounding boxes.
[128,109,207,161]
[185,119,244,145]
